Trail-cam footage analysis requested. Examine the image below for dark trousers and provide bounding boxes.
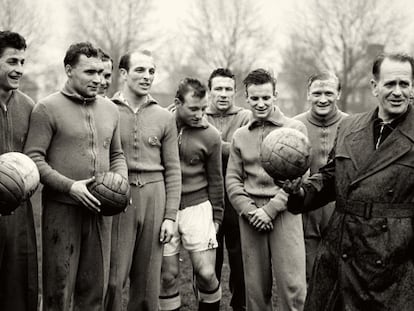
[215,196,245,310]
[0,200,38,311]
[42,198,112,311]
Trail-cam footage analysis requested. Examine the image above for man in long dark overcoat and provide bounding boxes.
[285,53,414,311]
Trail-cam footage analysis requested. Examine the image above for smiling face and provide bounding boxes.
[371,58,413,122]
[209,76,236,112]
[0,47,26,92]
[66,54,104,98]
[121,52,155,97]
[246,82,276,120]
[97,60,113,96]
[307,78,340,117]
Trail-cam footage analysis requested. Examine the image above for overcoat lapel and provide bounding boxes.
[346,108,414,186]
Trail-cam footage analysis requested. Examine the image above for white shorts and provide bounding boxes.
[163,200,218,256]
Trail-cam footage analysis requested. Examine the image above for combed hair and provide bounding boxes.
[63,42,99,67]
[243,68,276,94]
[207,68,235,90]
[307,71,341,92]
[175,77,207,103]
[0,31,26,57]
[119,50,153,72]
[98,48,113,69]
[372,53,414,81]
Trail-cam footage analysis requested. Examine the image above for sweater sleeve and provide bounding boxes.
[24,103,75,193]
[161,114,182,221]
[207,132,224,224]
[109,111,128,179]
[226,135,257,216]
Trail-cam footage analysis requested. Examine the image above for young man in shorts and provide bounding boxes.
[159,78,224,311]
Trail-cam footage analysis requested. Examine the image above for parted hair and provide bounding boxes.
[372,53,414,81]
[207,68,235,90]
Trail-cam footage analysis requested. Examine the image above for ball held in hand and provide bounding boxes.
[260,128,311,181]
[87,171,130,216]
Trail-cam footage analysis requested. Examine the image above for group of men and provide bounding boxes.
[1,29,414,311]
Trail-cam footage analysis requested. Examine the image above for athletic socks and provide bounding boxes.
[159,292,181,311]
[198,283,221,311]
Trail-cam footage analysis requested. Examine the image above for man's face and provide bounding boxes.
[371,58,413,122]
[307,78,340,117]
[209,76,236,111]
[246,82,276,120]
[122,53,155,97]
[66,54,103,98]
[0,48,25,92]
[97,60,112,96]
[176,92,207,127]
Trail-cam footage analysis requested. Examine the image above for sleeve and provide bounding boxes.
[206,131,224,224]
[161,114,182,221]
[24,103,75,193]
[225,133,257,216]
[109,110,128,179]
[287,132,337,214]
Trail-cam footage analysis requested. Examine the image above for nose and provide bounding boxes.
[142,69,150,80]
[219,89,227,97]
[194,110,203,120]
[92,73,101,84]
[14,62,24,75]
[319,94,328,103]
[392,85,402,96]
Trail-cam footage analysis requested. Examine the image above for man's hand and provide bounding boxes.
[282,177,304,197]
[159,219,174,244]
[69,177,101,213]
[248,208,273,232]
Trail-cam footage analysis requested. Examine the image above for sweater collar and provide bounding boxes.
[60,82,96,105]
[307,105,343,127]
[248,106,284,130]
[111,91,158,108]
[206,103,243,116]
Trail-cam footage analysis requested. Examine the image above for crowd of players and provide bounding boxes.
[1,30,414,311]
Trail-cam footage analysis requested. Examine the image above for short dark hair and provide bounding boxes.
[243,68,276,95]
[98,48,113,69]
[207,68,235,90]
[372,53,414,81]
[0,31,26,57]
[119,50,153,72]
[63,42,99,67]
[307,71,341,92]
[175,77,207,103]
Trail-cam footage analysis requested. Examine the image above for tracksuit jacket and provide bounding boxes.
[25,83,128,200]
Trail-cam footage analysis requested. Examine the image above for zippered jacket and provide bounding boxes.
[24,83,127,204]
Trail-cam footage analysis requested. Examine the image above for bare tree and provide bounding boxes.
[68,0,159,94]
[282,0,406,113]
[0,0,47,51]
[179,0,276,101]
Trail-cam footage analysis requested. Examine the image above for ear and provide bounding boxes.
[65,64,72,78]
[337,90,342,100]
[119,68,128,80]
[274,90,278,100]
[174,98,182,106]
[370,79,379,97]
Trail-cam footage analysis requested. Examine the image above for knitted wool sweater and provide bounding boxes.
[226,106,307,219]
[1,89,34,154]
[24,83,127,204]
[112,92,182,221]
[176,117,224,224]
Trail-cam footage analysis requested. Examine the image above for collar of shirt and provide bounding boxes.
[248,106,284,130]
